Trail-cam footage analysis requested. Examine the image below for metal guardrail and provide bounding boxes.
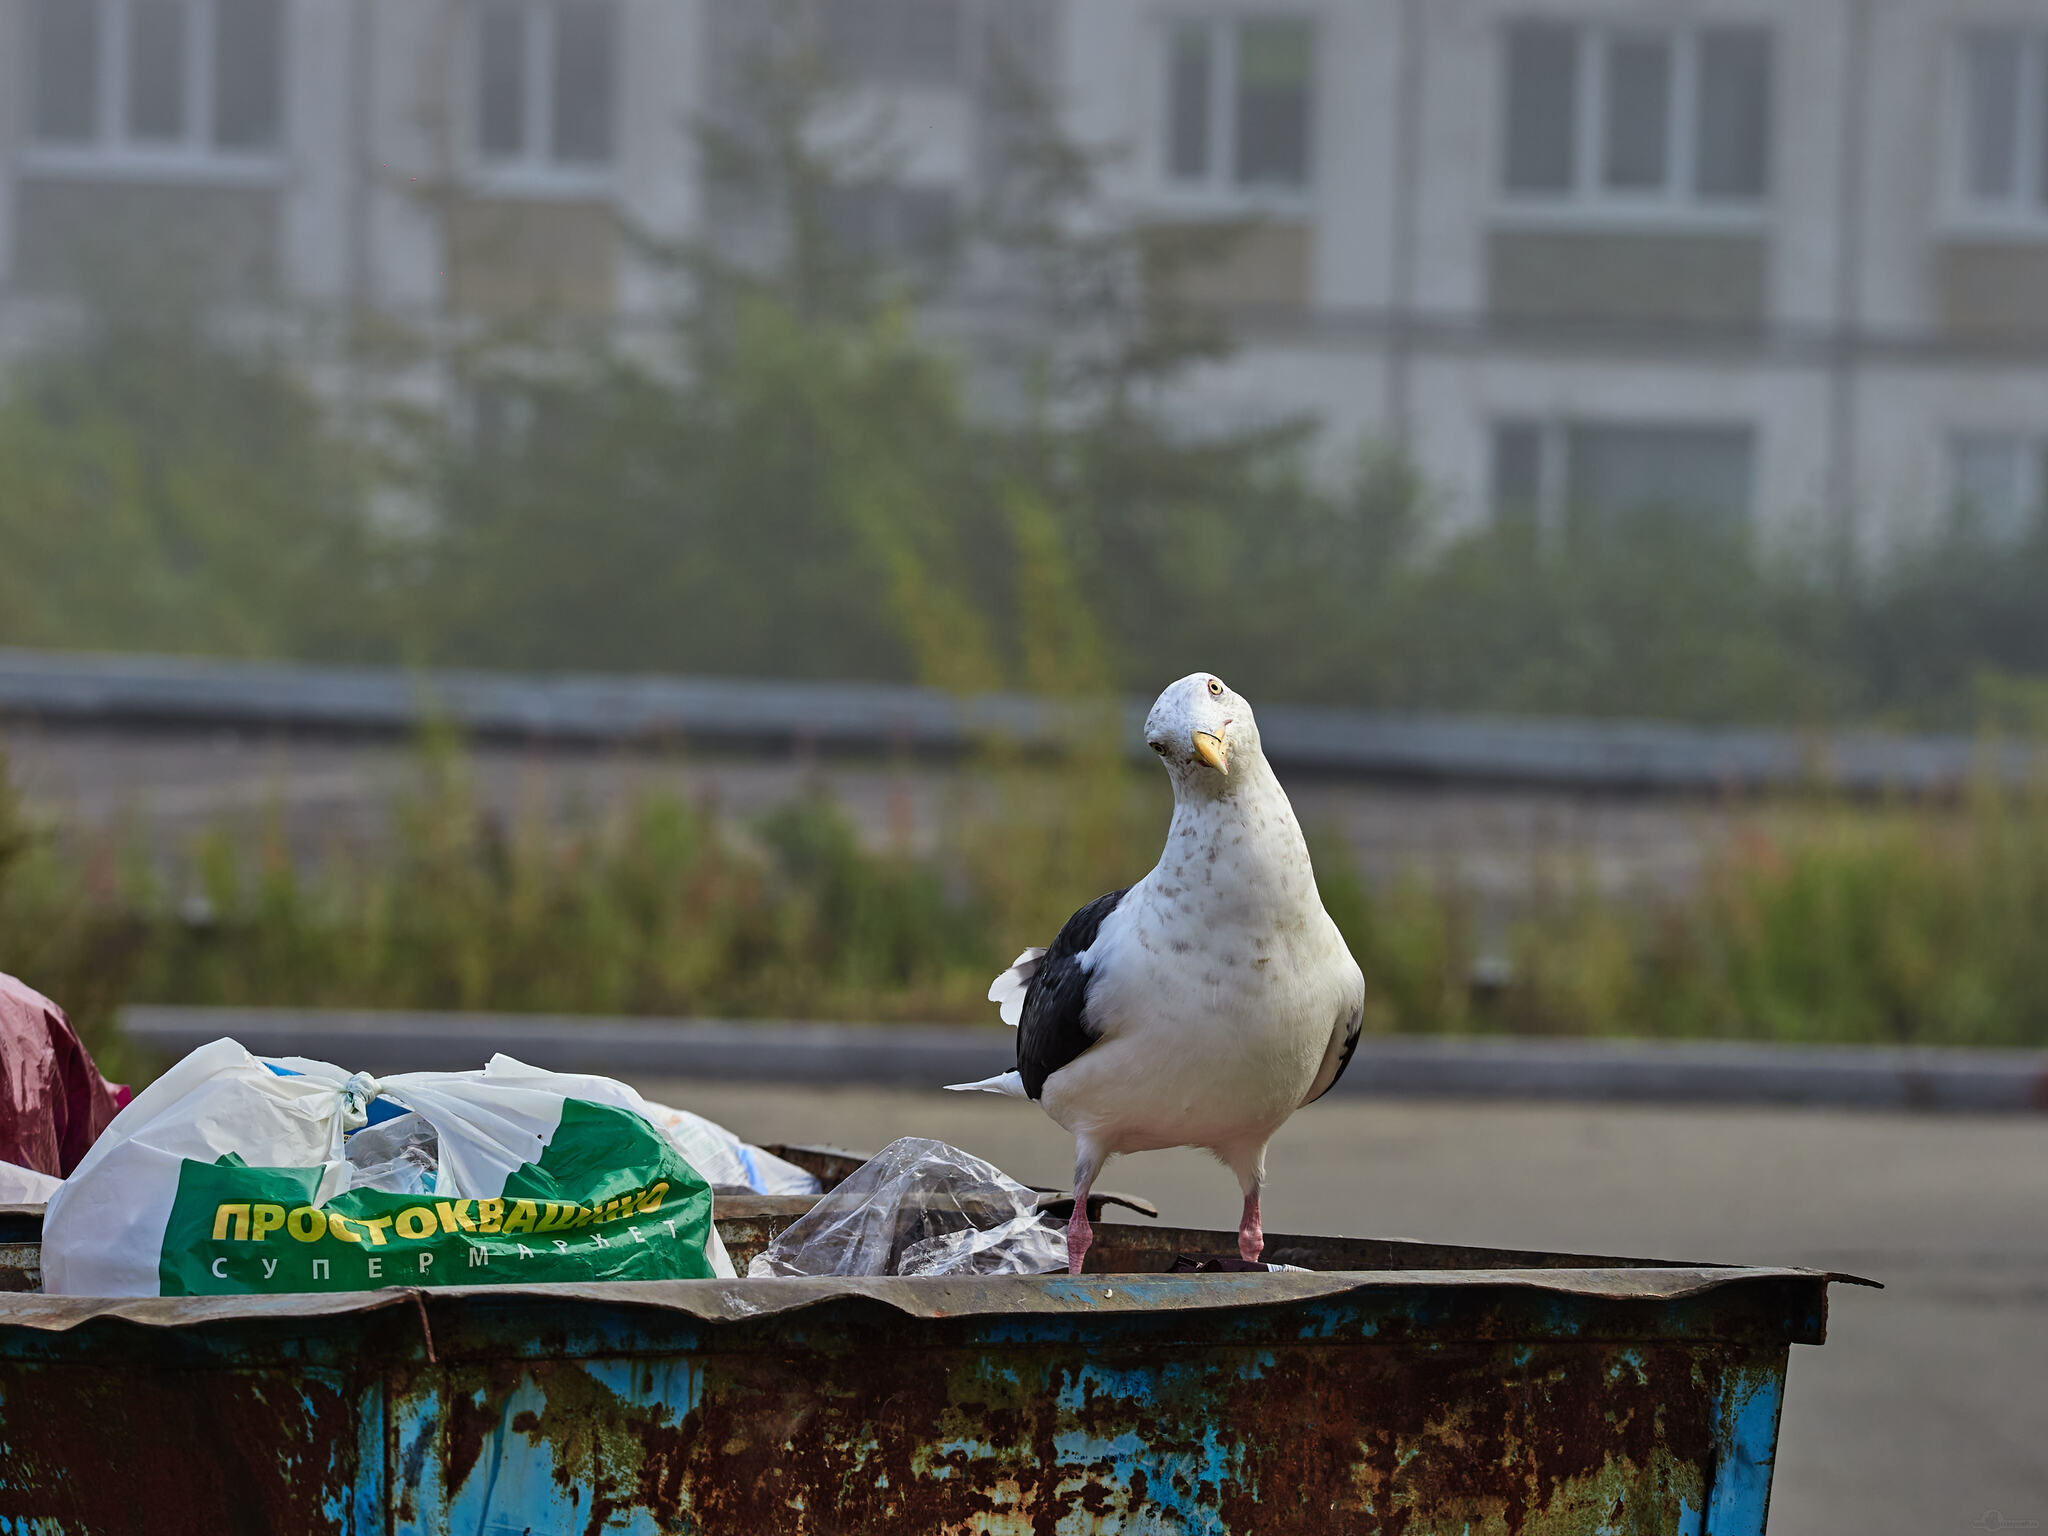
[122,1007,2048,1113]
[1,647,2035,793]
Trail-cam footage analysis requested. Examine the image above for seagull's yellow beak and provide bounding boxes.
[1191,729,1228,775]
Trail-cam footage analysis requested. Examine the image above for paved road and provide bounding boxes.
[635,1080,2048,1536]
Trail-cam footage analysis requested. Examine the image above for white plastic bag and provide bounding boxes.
[468,1062,819,1196]
[0,1160,62,1204]
[42,1040,736,1296]
[746,1137,1066,1278]
[636,1100,820,1197]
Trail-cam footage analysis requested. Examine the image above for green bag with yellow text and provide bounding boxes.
[42,1043,733,1296]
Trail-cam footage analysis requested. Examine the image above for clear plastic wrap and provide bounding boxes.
[344,1111,441,1195]
[746,1137,1067,1278]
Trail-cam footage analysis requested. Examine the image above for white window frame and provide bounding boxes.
[467,0,620,199]
[1946,29,2048,237]
[20,0,284,186]
[1495,20,1771,230]
[1155,12,1319,215]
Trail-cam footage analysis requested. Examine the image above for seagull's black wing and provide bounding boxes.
[1016,887,1128,1101]
[1301,1002,1364,1106]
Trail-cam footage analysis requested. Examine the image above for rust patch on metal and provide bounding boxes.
[443,1325,1757,1533]
[0,1243,40,1293]
[0,1361,357,1534]
[489,1361,695,1536]
[1209,1343,1721,1534]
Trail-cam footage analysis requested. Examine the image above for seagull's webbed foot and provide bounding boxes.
[1238,1189,1264,1266]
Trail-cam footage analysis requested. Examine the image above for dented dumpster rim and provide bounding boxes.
[0,1262,1863,1331]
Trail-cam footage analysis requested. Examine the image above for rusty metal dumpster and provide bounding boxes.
[0,1192,1854,1536]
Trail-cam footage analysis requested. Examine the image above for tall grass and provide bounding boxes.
[1318,787,2048,1049]
[7,741,2048,1070]
[0,743,997,1071]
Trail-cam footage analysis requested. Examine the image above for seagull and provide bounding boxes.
[949,673,1364,1275]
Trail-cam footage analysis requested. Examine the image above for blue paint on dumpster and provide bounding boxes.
[1702,1360,1789,1536]
[0,1221,1863,1534]
[1052,1351,1280,1528]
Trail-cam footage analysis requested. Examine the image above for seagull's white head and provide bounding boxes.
[1144,673,1261,792]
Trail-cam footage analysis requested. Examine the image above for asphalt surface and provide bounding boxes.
[635,1080,2048,1536]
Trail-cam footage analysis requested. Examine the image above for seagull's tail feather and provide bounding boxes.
[945,1070,1028,1098]
[987,947,1047,1028]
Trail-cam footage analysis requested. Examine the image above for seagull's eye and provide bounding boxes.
[1150,741,1169,754]
[1206,679,1223,697]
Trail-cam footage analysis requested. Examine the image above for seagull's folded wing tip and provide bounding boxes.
[944,1071,1027,1098]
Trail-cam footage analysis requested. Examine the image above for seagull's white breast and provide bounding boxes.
[1038,762,1364,1158]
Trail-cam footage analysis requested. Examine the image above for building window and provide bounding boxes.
[1501,21,1771,212]
[1492,420,1755,541]
[476,0,618,175]
[1950,433,2045,545]
[1165,16,1315,197]
[821,182,958,271]
[26,0,283,165]
[824,0,964,87]
[1955,31,2048,227]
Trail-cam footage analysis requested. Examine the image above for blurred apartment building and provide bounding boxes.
[2,0,2047,555]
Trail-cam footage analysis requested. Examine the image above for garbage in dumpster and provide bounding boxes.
[637,1102,820,1196]
[0,972,128,1180]
[604,1093,818,1196]
[420,1058,820,1197]
[1166,1254,1308,1273]
[343,1111,440,1195]
[0,1160,61,1204]
[746,1137,1068,1277]
[41,1039,736,1296]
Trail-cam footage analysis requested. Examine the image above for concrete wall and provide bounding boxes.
[614,0,702,318]
[0,0,20,292]
[364,0,455,314]
[281,0,356,304]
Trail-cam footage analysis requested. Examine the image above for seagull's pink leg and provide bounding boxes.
[1238,1188,1264,1265]
[1068,1141,1107,1276]
[1227,1145,1270,1265]
[1066,1199,1094,1276]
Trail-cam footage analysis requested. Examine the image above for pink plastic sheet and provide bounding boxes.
[0,973,127,1179]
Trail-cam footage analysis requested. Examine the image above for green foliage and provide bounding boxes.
[1462,782,2048,1048]
[15,740,2048,1060]
[0,749,1002,1064]
[1307,829,1477,1036]
[0,752,153,1077]
[0,310,387,660]
[3,42,2048,728]
[15,286,2041,730]
[1341,514,1850,724]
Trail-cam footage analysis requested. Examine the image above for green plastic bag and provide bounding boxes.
[43,1043,731,1296]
